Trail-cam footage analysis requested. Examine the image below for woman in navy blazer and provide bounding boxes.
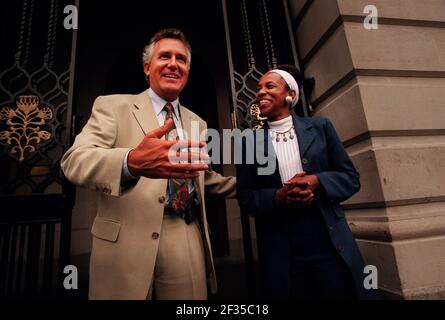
[236,64,375,299]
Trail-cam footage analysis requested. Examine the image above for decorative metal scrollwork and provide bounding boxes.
[224,0,306,129]
[249,103,267,130]
[0,95,53,161]
[226,0,281,130]
[0,0,75,194]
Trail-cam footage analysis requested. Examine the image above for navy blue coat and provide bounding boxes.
[236,114,376,300]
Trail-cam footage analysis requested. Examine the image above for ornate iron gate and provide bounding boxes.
[0,0,78,298]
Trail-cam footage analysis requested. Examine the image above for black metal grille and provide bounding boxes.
[0,0,76,298]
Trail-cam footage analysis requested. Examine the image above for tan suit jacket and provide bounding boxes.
[61,90,235,299]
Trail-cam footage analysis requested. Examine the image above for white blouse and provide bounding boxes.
[268,116,303,184]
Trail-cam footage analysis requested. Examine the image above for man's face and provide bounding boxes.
[144,38,190,101]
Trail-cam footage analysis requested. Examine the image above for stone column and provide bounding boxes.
[289,0,445,299]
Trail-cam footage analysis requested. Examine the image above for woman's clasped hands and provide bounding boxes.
[274,172,320,209]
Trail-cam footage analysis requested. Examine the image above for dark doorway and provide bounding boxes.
[75,0,230,130]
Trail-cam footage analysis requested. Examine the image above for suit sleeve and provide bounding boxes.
[61,96,130,197]
[316,118,360,202]
[204,169,236,198]
[236,136,277,217]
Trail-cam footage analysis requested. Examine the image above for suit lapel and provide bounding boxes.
[132,89,159,135]
[261,122,282,186]
[293,115,315,157]
[178,104,192,140]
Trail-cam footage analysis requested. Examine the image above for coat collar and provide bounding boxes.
[132,89,158,135]
[261,121,281,186]
[179,105,193,140]
[292,114,315,157]
[132,89,193,139]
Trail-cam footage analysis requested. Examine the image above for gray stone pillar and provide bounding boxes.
[289,0,445,299]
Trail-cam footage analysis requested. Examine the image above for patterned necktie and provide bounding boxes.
[164,103,196,224]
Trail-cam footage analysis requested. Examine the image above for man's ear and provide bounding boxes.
[288,90,297,100]
[143,63,150,78]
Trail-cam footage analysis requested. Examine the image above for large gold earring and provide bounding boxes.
[249,103,267,130]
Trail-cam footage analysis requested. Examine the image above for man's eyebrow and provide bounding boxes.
[157,50,170,56]
[157,50,187,59]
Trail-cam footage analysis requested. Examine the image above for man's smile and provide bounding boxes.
[162,73,180,79]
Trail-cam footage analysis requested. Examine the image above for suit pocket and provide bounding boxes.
[91,217,121,242]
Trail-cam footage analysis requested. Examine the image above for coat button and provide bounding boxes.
[158,196,165,203]
[302,158,308,164]
[338,245,345,253]
[328,225,333,231]
[152,232,159,240]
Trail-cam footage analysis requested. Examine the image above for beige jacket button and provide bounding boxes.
[158,196,165,203]
[152,232,159,240]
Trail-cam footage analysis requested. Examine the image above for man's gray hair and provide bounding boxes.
[142,28,192,68]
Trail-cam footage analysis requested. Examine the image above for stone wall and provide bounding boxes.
[289,0,445,299]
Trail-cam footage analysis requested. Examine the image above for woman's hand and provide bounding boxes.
[275,183,314,208]
[279,172,320,207]
[287,188,314,206]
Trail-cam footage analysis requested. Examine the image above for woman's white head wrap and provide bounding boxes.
[268,69,300,107]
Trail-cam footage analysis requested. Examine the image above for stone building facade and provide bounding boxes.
[289,0,445,299]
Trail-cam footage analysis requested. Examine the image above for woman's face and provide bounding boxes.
[256,72,291,121]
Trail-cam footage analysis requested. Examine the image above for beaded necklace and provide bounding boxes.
[270,125,295,142]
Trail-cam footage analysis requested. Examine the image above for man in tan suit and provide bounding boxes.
[61,28,236,300]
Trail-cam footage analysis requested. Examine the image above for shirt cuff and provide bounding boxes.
[121,149,138,182]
